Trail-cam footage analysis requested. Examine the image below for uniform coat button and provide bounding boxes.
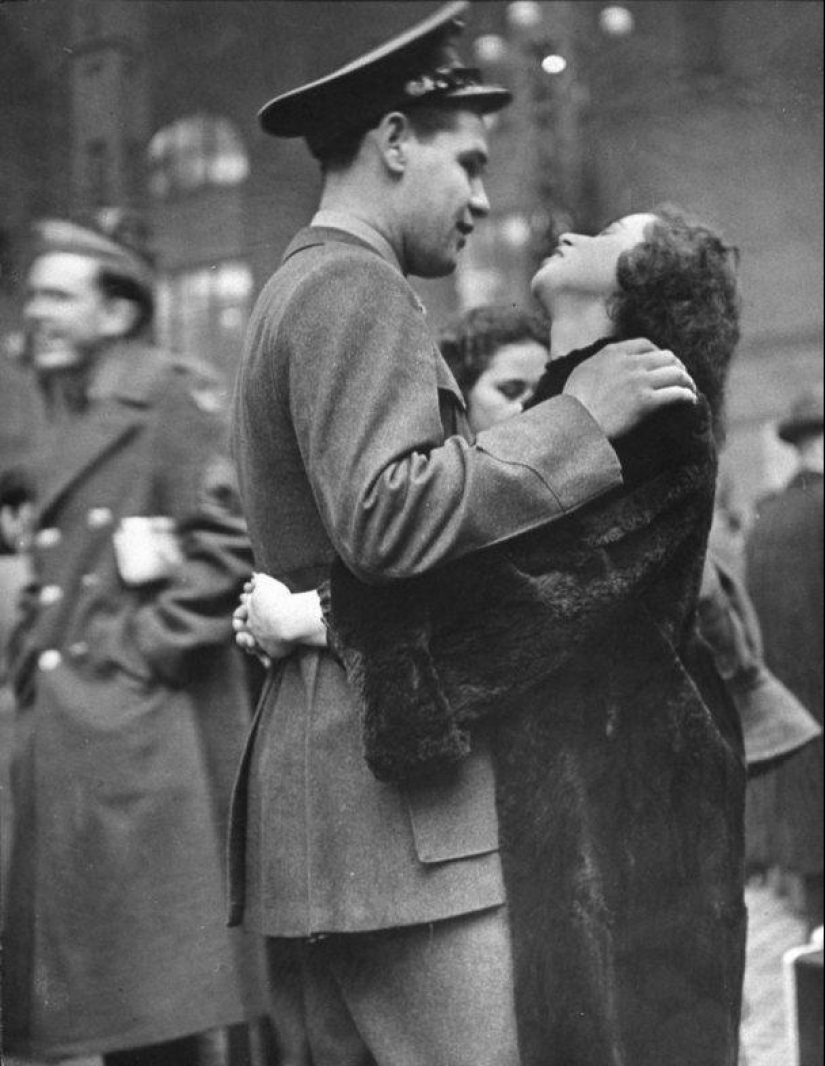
[87,507,114,528]
[35,527,62,548]
[38,649,63,671]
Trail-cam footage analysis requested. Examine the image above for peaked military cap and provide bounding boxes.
[259,0,512,158]
[30,210,155,288]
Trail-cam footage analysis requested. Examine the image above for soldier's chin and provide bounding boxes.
[414,254,458,280]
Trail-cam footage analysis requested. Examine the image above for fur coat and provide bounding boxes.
[325,341,748,1066]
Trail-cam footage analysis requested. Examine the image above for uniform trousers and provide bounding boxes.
[266,904,520,1066]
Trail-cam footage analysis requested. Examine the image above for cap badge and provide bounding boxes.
[403,66,482,99]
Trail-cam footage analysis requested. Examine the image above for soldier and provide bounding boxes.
[2,213,268,1066]
[745,386,824,932]
[229,4,698,1064]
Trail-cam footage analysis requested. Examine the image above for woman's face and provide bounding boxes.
[466,339,548,434]
[530,213,656,309]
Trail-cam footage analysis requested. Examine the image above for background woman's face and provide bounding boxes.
[466,339,548,434]
[530,213,656,308]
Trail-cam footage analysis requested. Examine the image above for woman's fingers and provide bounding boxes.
[644,362,698,394]
[644,384,700,409]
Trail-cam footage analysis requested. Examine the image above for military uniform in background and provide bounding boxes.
[745,467,824,927]
[3,340,268,1062]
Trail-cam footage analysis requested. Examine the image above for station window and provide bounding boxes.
[148,115,249,198]
[155,261,253,375]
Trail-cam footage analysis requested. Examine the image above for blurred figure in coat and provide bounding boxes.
[745,384,824,931]
[0,466,35,900]
[2,212,268,1066]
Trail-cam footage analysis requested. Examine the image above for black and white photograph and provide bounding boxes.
[1,3,822,1065]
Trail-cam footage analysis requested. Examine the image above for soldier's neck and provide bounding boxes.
[317,176,399,265]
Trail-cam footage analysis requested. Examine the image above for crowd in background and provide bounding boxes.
[0,227,821,1061]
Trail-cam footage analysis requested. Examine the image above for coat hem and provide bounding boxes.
[5,1006,266,1062]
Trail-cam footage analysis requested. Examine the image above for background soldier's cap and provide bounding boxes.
[30,210,155,288]
[777,385,824,444]
[258,0,512,157]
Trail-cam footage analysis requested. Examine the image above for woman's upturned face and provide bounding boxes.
[466,339,548,434]
[530,213,656,309]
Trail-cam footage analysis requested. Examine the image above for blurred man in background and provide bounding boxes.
[745,385,824,933]
[2,213,268,1066]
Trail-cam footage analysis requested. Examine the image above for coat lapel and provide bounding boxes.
[35,404,144,523]
[35,342,168,522]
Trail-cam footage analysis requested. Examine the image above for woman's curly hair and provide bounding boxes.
[609,205,741,441]
[438,304,549,396]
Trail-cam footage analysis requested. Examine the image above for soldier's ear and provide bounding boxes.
[374,111,412,175]
[99,296,140,340]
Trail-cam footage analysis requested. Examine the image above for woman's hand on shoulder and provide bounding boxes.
[564,339,697,440]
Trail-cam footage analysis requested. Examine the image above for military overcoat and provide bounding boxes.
[745,470,824,874]
[3,342,267,1060]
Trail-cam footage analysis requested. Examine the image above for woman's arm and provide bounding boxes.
[234,573,327,663]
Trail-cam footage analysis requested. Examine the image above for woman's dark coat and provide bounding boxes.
[326,343,748,1066]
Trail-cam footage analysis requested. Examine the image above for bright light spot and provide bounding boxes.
[499,214,532,248]
[599,5,634,36]
[506,1,542,30]
[541,54,568,75]
[474,34,507,64]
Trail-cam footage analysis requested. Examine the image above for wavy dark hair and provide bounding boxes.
[608,205,741,441]
[438,304,549,396]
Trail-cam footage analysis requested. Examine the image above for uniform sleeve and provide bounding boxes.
[282,253,622,582]
[129,375,253,685]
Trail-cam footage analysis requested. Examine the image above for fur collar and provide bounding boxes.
[527,337,616,405]
[525,337,713,489]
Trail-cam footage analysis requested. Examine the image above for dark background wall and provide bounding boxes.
[1,0,822,510]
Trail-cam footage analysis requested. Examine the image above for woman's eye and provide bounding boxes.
[497,381,527,401]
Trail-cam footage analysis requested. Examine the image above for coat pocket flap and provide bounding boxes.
[404,742,499,864]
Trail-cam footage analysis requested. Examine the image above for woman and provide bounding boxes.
[438,303,549,433]
[237,208,746,1066]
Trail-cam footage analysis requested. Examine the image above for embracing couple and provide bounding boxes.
[230,3,746,1065]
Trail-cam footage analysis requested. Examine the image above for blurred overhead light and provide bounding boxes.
[599,5,634,36]
[474,34,508,64]
[541,54,568,75]
[506,1,543,30]
[500,214,532,248]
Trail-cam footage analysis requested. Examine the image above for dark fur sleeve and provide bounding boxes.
[327,396,717,783]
